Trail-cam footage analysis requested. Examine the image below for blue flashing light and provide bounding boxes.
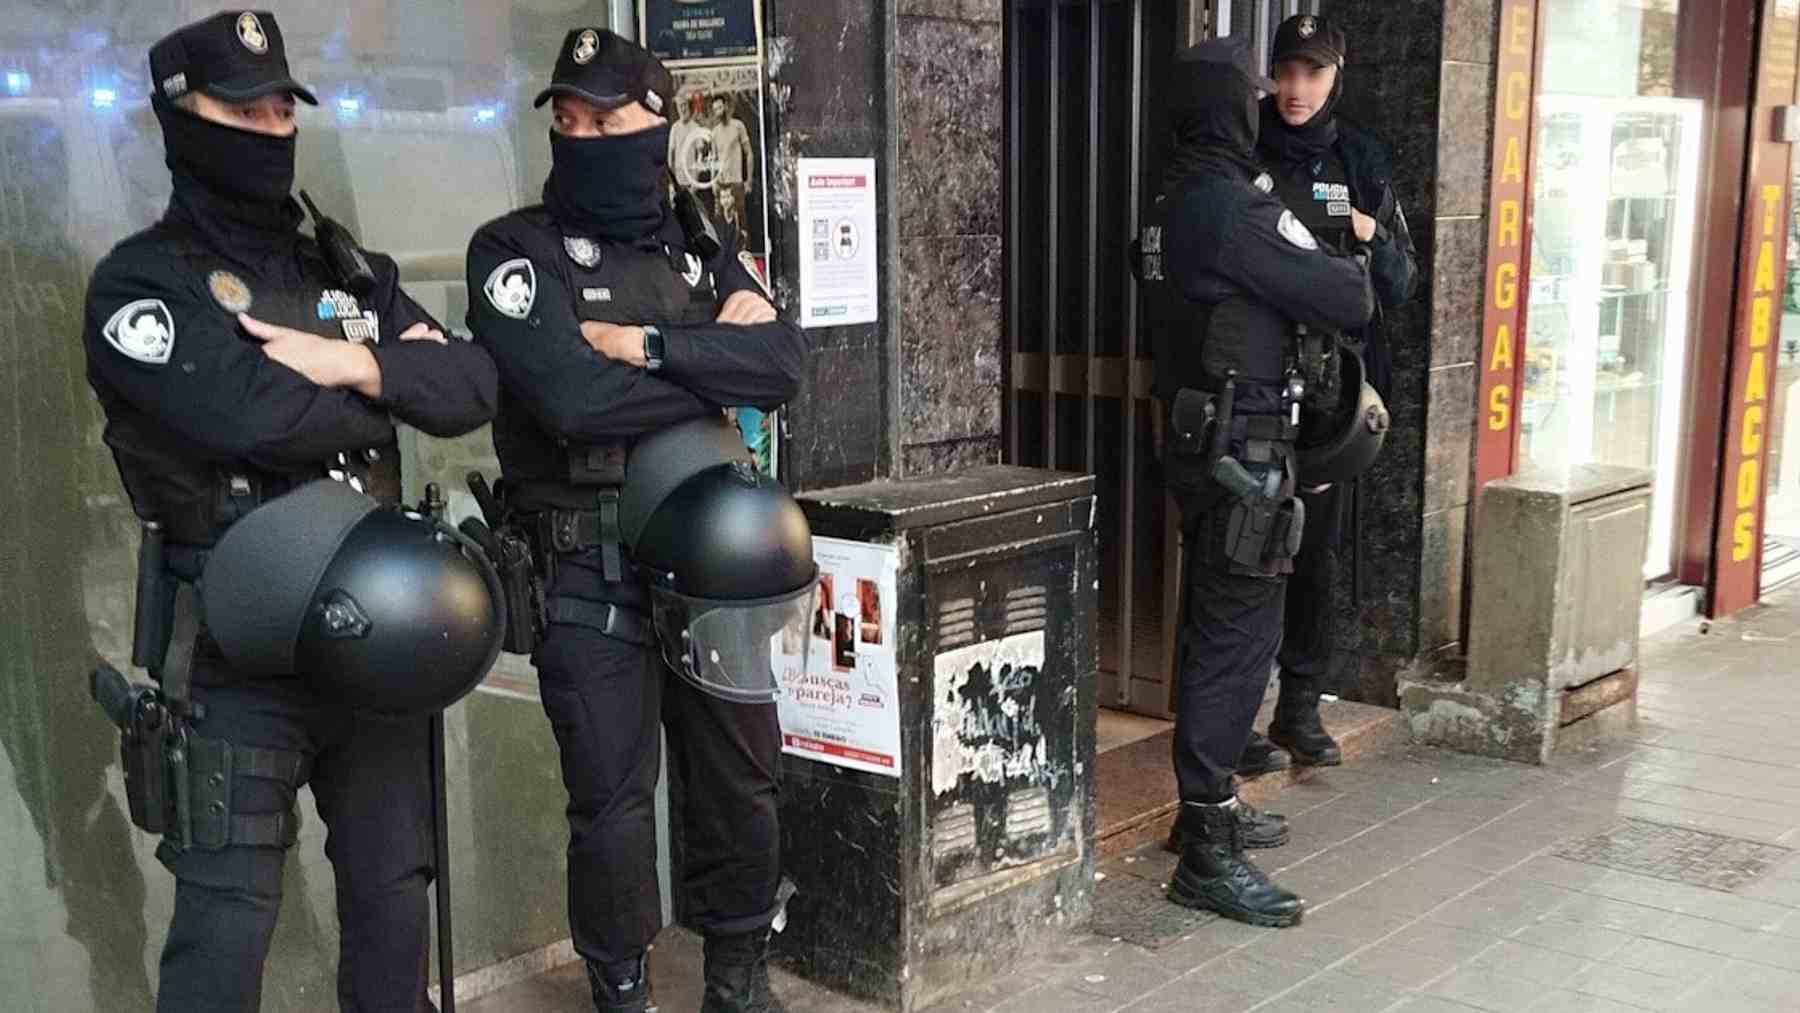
[336,97,362,117]
[474,107,497,123]
[91,88,117,109]
[5,72,28,95]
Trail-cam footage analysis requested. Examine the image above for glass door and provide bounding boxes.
[1764,168,1800,589]
[1521,95,1703,580]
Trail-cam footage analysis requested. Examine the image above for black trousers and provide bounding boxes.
[1172,508,1289,804]
[534,554,784,968]
[1277,482,1347,689]
[156,671,434,1013]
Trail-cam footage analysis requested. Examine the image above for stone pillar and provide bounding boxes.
[894,2,1004,476]
[764,1,1004,492]
[1319,0,1498,705]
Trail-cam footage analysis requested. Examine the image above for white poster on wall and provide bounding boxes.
[776,536,902,777]
[795,157,880,328]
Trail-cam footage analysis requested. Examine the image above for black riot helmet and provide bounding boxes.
[203,480,505,714]
[1296,349,1391,485]
[622,416,818,704]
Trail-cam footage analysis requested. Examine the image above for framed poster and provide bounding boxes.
[669,62,771,264]
[641,0,762,64]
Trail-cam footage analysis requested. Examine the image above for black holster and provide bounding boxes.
[1223,488,1306,573]
[493,525,543,655]
[463,473,549,655]
[101,522,307,852]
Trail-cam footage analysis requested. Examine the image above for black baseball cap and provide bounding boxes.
[533,28,675,117]
[149,11,317,106]
[1271,14,1347,69]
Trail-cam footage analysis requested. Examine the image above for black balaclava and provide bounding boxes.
[152,93,301,241]
[544,122,672,241]
[153,93,296,204]
[1259,66,1344,168]
[1162,36,1270,189]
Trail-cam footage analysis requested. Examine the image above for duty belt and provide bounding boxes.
[1231,415,1301,443]
[538,489,624,581]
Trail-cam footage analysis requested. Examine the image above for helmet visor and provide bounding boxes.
[651,574,819,704]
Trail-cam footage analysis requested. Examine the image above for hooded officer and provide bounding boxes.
[81,9,498,1011]
[463,28,804,1013]
[1242,14,1419,776]
[1140,35,1374,928]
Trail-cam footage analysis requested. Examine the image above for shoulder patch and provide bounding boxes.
[1277,210,1319,252]
[103,299,175,365]
[682,253,705,288]
[738,251,773,299]
[483,258,537,319]
[1253,172,1275,194]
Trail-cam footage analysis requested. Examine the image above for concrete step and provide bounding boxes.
[1093,699,1404,859]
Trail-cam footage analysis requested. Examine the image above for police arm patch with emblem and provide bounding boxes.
[483,258,537,319]
[1277,210,1319,251]
[103,299,176,365]
[737,251,773,299]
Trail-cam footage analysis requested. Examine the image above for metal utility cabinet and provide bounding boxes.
[776,466,1098,1010]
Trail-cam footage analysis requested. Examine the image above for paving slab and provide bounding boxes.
[464,585,1800,1013]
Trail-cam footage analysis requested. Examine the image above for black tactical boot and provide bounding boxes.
[1163,799,1289,853]
[1166,799,1304,927]
[701,930,789,1013]
[586,955,656,1013]
[1267,682,1342,767]
[1237,731,1292,776]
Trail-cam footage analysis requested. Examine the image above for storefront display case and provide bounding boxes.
[1522,94,1704,579]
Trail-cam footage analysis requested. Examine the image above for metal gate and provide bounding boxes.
[1002,0,1318,717]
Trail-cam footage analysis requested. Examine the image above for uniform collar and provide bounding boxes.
[164,172,305,266]
[557,205,684,254]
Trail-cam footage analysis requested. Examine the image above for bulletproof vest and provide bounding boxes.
[102,226,401,546]
[493,225,721,505]
[1270,145,1354,254]
[1139,187,1293,413]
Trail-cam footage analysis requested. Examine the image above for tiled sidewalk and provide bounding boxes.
[923,586,1800,1013]
[471,586,1800,1012]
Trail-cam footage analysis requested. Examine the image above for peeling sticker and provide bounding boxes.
[768,81,793,118]
[767,36,797,78]
[931,631,1050,796]
[772,131,802,220]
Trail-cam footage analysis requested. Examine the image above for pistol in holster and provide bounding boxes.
[99,521,303,853]
[1180,374,1307,574]
[464,471,545,655]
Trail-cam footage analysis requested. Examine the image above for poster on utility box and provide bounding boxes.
[775,537,901,778]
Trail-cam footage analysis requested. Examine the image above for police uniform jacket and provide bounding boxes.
[84,185,500,547]
[1147,169,1375,416]
[1257,105,1418,396]
[465,205,803,505]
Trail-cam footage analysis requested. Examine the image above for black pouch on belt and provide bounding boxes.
[1224,492,1307,572]
[1162,387,1220,508]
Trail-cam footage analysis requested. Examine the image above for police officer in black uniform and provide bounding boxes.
[1239,14,1419,774]
[463,29,804,1013]
[82,11,498,1010]
[1140,37,1374,927]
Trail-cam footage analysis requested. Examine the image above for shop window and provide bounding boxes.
[1522,0,1695,581]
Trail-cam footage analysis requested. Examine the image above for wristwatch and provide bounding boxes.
[642,324,665,372]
